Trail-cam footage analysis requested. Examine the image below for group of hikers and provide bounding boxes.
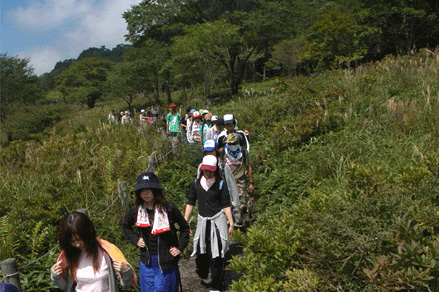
[107,107,165,128]
[48,103,254,292]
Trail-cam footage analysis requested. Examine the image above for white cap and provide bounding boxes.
[223,114,234,124]
[200,155,217,172]
[203,140,217,152]
[141,109,145,113]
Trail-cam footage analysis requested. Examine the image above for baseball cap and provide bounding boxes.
[203,140,217,152]
[223,114,234,125]
[200,155,217,172]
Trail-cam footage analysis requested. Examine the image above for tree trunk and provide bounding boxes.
[154,77,160,106]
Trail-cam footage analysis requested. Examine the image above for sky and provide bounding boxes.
[1,0,142,76]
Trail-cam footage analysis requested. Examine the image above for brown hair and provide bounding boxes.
[57,212,102,279]
[134,188,166,211]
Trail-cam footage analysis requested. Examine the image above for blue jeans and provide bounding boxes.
[139,255,180,292]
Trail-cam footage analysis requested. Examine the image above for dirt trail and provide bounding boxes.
[179,242,243,292]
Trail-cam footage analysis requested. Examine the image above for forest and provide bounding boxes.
[1,0,439,291]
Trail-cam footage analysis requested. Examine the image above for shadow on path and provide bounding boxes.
[179,242,243,292]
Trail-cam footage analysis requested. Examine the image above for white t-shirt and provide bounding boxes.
[75,249,109,292]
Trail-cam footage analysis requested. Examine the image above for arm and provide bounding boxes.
[219,180,234,236]
[165,114,170,133]
[184,204,194,222]
[114,261,134,288]
[50,263,68,291]
[247,164,254,193]
[170,203,190,254]
[121,208,141,247]
[223,206,234,237]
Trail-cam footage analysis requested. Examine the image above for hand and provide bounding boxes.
[228,226,234,237]
[169,247,181,257]
[137,238,146,248]
[113,260,129,272]
[248,183,254,193]
[51,262,63,275]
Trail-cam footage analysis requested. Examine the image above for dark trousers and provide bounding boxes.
[195,223,225,290]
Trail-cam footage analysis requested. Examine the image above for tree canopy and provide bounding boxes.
[55,57,114,109]
[0,54,42,121]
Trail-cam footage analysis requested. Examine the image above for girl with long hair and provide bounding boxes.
[122,172,190,292]
[50,212,135,292]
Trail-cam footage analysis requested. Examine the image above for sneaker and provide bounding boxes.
[202,274,212,285]
[234,222,243,228]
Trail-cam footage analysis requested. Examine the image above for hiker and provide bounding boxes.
[180,107,192,144]
[51,212,135,292]
[166,104,182,135]
[166,103,182,138]
[108,110,117,124]
[186,108,196,143]
[121,111,131,124]
[205,116,224,143]
[197,140,240,213]
[139,109,147,128]
[218,114,249,153]
[184,155,234,292]
[190,111,203,143]
[221,133,254,229]
[122,172,190,292]
[166,103,183,156]
[201,110,210,123]
[199,113,213,145]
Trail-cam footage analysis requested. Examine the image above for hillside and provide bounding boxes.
[1,48,439,291]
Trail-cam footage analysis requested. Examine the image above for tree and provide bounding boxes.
[172,20,255,95]
[55,57,114,108]
[299,11,370,71]
[357,0,439,58]
[106,42,167,109]
[0,54,42,121]
[268,37,305,77]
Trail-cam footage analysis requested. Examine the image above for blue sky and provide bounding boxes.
[1,0,142,75]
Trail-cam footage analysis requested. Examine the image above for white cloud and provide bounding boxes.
[9,0,142,75]
[19,46,67,75]
[9,0,93,31]
[65,0,139,49]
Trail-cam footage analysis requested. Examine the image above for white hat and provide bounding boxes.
[223,114,234,124]
[203,140,217,152]
[200,155,217,172]
[211,115,219,122]
[202,109,210,115]
[141,109,145,113]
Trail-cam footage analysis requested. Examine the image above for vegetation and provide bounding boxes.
[1,48,439,291]
[2,0,439,291]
